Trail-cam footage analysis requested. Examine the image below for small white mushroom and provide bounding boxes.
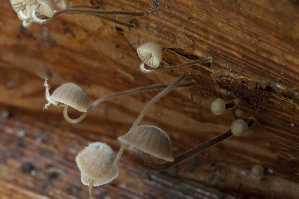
[137,42,213,73]
[76,142,118,199]
[44,82,90,112]
[137,42,163,72]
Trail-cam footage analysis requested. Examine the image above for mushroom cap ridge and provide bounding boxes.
[118,125,174,162]
[137,42,162,68]
[50,83,90,112]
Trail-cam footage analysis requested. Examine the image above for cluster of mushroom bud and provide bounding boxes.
[211,98,262,179]
[10,0,145,28]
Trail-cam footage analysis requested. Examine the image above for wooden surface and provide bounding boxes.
[0,0,299,198]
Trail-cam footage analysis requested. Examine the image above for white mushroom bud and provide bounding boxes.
[231,119,248,136]
[250,165,264,180]
[211,98,239,115]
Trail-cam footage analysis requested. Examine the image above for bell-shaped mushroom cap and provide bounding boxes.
[137,42,162,68]
[118,125,174,162]
[50,83,90,112]
[36,0,55,17]
[231,119,248,136]
[81,164,119,186]
[76,142,115,181]
[211,99,226,115]
[54,0,69,9]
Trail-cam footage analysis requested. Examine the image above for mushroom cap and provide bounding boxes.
[76,142,115,181]
[211,99,226,115]
[50,83,90,112]
[137,42,162,68]
[54,0,69,9]
[231,119,248,136]
[81,164,119,186]
[234,108,244,118]
[35,0,55,17]
[250,165,264,179]
[10,0,33,12]
[10,0,55,17]
[118,125,174,162]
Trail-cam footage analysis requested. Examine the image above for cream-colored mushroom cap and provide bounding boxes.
[81,164,119,186]
[76,142,115,181]
[231,119,248,136]
[118,125,174,162]
[211,99,226,115]
[35,0,55,17]
[50,83,90,112]
[250,165,264,179]
[54,0,69,9]
[137,42,162,68]
[10,0,55,18]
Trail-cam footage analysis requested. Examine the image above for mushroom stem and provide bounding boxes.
[63,79,196,123]
[141,57,213,73]
[143,117,257,171]
[114,144,126,166]
[114,73,187,166]
[140,54,152,73]
[131,73,187,129]
[29,6,145,29]
[54,7,146,17]
[225,99,239,109]
[89,179,95,199]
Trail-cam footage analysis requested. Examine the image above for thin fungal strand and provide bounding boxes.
[43,79,58,110]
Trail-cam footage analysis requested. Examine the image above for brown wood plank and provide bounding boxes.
[0,0,298,198]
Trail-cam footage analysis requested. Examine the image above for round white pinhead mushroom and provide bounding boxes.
[211,99,226,115]
[250,165,264,179]
[137,42,162,73]
[231,119,248,136]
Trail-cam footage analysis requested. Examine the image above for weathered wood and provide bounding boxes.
[0,0,299,198]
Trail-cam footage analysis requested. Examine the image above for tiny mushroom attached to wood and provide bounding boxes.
[76,142,119,199]
[211,98,239,115]
[137,42,213,73]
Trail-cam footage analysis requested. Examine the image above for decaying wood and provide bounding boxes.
[0,0,298,198]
